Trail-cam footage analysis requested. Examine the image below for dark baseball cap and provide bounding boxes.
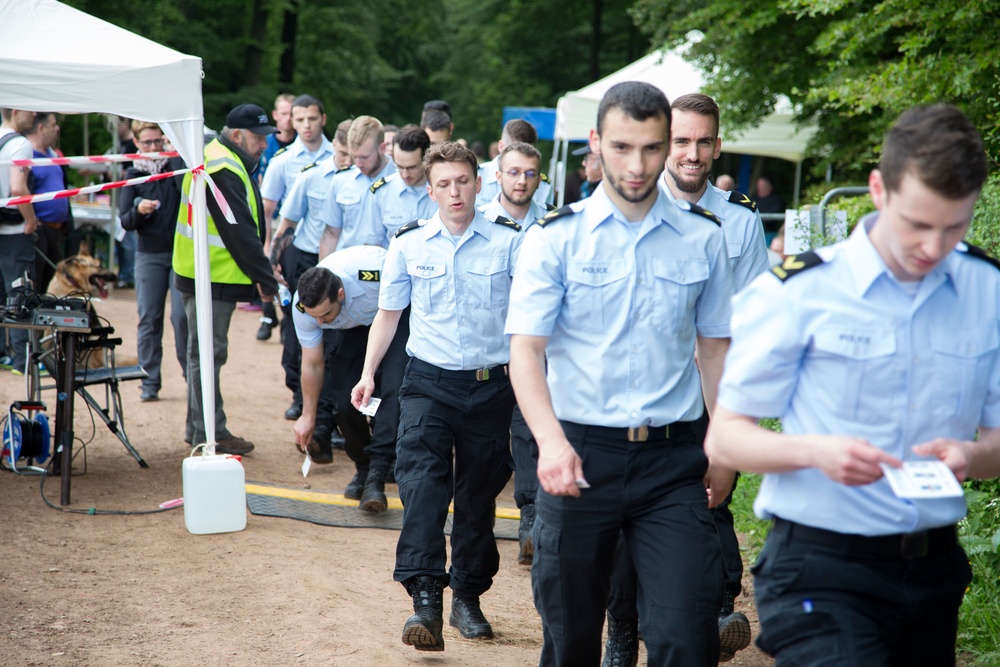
[226,103,277,135]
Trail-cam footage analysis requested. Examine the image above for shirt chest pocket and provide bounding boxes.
[466,255,510,310]
[930,325,999,418]
[565,260,628,333]
[406,261,449,313]
[811,327,898,424]
[652,259,709,332]
[336,190,360,209]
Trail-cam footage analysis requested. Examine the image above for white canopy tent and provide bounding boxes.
[554,46,819,204]
[0,0,221,447]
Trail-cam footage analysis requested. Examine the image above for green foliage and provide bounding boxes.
[630,0,1000,181]
[968,175,1000,260]
[959,478,1000,664]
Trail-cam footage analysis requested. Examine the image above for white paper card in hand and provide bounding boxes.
[880,460,963,499]
[301,453,312,478]
[358,397,381,417]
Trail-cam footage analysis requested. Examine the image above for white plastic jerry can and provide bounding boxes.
[182,453,248,535]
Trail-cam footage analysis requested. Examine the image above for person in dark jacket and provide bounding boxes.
[120,120,187,402]
[172,104,279,454]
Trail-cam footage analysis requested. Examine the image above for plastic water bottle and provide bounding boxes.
[277,284,292,307]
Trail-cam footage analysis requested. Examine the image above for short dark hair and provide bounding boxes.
[394,124,431,155]
[29,112,55,134]
[596,81,671,135]
[502,119,537,145]
[420,109,452,132]
[671,93,719,137]
[880,104,988,199]
[383,124,399,134]
[292,94,324,115]
[334,119,353,145]
[297,266,343,308]
[498,142,542,170]
[423,100,452,119]
[423,141,478,180]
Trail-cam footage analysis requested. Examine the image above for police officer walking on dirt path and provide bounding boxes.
[707,103,1000,665]
[507,81,736,666]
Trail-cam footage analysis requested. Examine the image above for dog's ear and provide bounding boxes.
[78,241,91,257]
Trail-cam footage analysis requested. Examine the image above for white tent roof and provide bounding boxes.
[555,48,818,163]
[0,0,222,446]
[0,0,204,167]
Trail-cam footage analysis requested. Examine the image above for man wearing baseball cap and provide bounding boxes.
[173,103,279,454]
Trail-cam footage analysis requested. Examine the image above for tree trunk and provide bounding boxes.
[279,0,300,84]
[590,0,602,81]
[242,0,268,86]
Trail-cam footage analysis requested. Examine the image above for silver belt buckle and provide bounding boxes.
[627,426,649,442]
[475,368,490,381]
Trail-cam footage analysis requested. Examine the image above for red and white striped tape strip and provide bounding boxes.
[0,151,180,167]
[0,165,238,227]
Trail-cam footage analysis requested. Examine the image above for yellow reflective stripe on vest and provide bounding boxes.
[172,139,261,284]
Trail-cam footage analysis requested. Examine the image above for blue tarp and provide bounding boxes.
[501,107,556,141]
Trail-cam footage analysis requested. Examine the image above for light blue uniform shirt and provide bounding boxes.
[354,172,437,249]
[478,192,549,232]
[659,180,770,291]
[380,210,523,370]
[279,156,341,254]
[320,161,397,251]
[260,135,334,204]
[505,184,735,427]
[476,156,554,208]
[292,245,387,348]
[718,214,1000,535]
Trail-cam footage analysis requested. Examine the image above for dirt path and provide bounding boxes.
[0,293,773,666]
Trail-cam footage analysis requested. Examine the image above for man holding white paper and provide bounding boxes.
[706,104,1000,664]
[291,244,407,512]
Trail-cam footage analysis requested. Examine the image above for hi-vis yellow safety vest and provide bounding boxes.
[173,139,262,284]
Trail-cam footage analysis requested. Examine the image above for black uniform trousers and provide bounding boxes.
[393,358,515,597]
[280,245,318,404]
[511,403,539,509]
[533,420,724,667]
[753,518,970,666]
[323,311,408,468]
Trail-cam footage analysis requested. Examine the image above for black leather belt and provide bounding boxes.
[773,518,957,560]
[568,421,697,442]
[409,357,508,382]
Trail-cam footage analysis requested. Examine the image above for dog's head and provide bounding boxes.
[55,253,117,298]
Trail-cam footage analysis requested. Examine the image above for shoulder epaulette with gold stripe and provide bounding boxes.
[675,200,721,226]
[770,251,823,282]
[273,146,289,158]
[493,216,521,232]
[395,219,421,237]
[728,190,757,213]
[540,172,550,184]
[536,206,573,228]
[300,162,318,173]
[370,177,387,195]
[336,164,352,173]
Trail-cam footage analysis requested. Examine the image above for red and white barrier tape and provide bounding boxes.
[0,151,180,167]
[0,165,238,227]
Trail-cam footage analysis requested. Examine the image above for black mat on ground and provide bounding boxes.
[246,485,518,540]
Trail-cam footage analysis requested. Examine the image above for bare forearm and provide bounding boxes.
[509,335,565,453]
[706,406,815,473]
[299,349,324,421]
[967,426,1000,479]
[361,309,402,380]
[319,226,340,260]
[696,335,729,414]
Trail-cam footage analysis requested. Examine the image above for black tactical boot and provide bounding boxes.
[449,595,495,639]
[402,576,444,651]
[718,588,751,662]
[517,503,535,565]
[360,466,388,513]
[344,465,368,500]
[602,611,639,667]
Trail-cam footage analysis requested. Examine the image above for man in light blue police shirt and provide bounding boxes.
[707,104,1000,665]
[476,118,553,208]
[318,116,396,258]
[603,92,770,665]
[351,142,522,652]
[507,81,736,666]
[353,124,436,248]
[292,244,407,512]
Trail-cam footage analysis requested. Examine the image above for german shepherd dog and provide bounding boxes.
[44,248,121,368]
